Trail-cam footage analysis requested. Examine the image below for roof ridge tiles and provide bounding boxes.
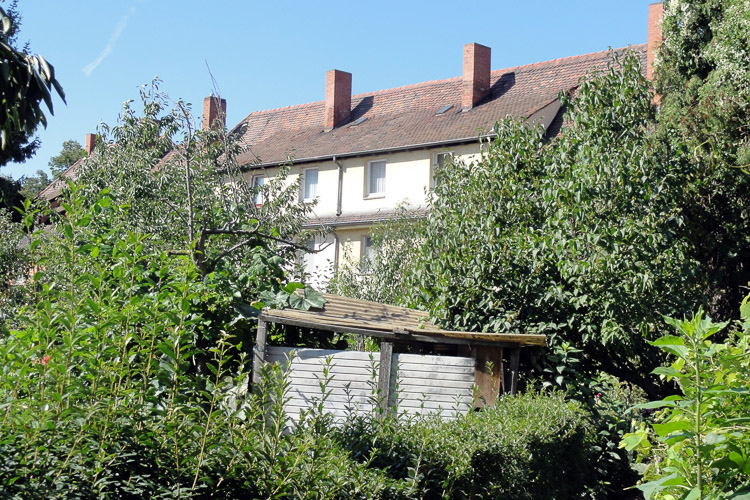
[491,43,646,75]
[234,43,647,126]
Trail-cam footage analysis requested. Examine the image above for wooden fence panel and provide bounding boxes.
[389,353,475,419]
[265,346,475,422]
[266,346,379,422]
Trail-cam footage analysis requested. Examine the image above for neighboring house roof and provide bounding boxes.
[37,45,648,206]
[37,157,86,204]
[235,45,647,168]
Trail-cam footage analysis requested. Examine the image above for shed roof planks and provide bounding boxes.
[259,293,546,348]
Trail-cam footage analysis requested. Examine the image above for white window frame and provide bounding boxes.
[302,167,319,202]
[431,151,453,188]
[361,235,375,271]
[365,160,386,198]
[251,174,265,206]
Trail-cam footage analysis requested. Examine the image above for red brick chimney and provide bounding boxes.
[647,2,664,81]
[202,96,227,130]
[324,70,352,130]
[462,43,491,111]
[85,133,96,154]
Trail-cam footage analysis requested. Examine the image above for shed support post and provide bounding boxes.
[377,341,393,417]
[472,346,503,408]
[504,347,521,395]
[252,319,268,388]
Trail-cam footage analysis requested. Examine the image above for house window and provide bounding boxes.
[252,175,265,205]
[361,235,375,270]
[431,152,453,187]
[303,168,318,202]
[366,160,386,197]
[304,239,316,271]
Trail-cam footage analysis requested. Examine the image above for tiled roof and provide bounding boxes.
[235,45,647,168]
[37,157,86,202]
[37,44,647,202]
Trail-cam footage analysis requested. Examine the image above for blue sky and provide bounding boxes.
[5,0,657,180]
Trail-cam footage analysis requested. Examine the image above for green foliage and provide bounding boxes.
[400,52,692,399]
[19,168,50,199]
[335,391,595,499]
[48,139,85,177]
[0,174,23,219]
[328,204,423,305]
[0,189,597,496]
[60,82,326,362]
[0,207,28,327]
[622,300,750,500]
[654,0,750,320]
[0,187,390,498]
[0,2,64,166]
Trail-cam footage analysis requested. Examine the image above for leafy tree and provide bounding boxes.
[654,0,750,321]
[0,175,23,221]
[60,82,326,372]
[387,53,691,399]
[19,168,50,198]
[48,139,85,177]
[0,1,64,166]
[622,299,750,500]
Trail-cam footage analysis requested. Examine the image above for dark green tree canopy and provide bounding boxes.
[48,139,85,177]
[0,3,64,166]
[654,0,750,320]
[19,168,50,199]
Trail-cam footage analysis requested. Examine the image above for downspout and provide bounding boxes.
[333,232,340,272]
[335,156,344,216]
[334,156,344,271]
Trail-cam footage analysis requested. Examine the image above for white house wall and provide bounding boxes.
[244,142,483,279]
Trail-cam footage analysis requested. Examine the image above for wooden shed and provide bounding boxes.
[253,294,545,420]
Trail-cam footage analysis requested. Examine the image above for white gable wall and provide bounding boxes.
[243,142,483,281]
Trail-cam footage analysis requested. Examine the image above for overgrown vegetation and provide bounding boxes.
[2,0,749,497]
[330,1,750,496]
[622,301,750,499]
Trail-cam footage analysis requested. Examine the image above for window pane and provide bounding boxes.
[252,176,265,205]
[362,236,375,271]
[304,169,318,200]
[369,161,386,194]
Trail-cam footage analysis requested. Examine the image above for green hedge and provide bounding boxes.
[334,391,595,500]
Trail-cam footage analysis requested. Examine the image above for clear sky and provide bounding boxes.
[4,0,657,180]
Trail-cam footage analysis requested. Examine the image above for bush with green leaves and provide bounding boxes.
[621,298,750,500]
[335,391,595,500]
[0,186,400,498]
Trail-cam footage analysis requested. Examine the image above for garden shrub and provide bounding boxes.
[335,392,596,500]
[621,298,750,500]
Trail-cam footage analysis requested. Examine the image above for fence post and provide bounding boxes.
[377,341,393,416]
[472,346,504,407]
[252,319,267,387]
